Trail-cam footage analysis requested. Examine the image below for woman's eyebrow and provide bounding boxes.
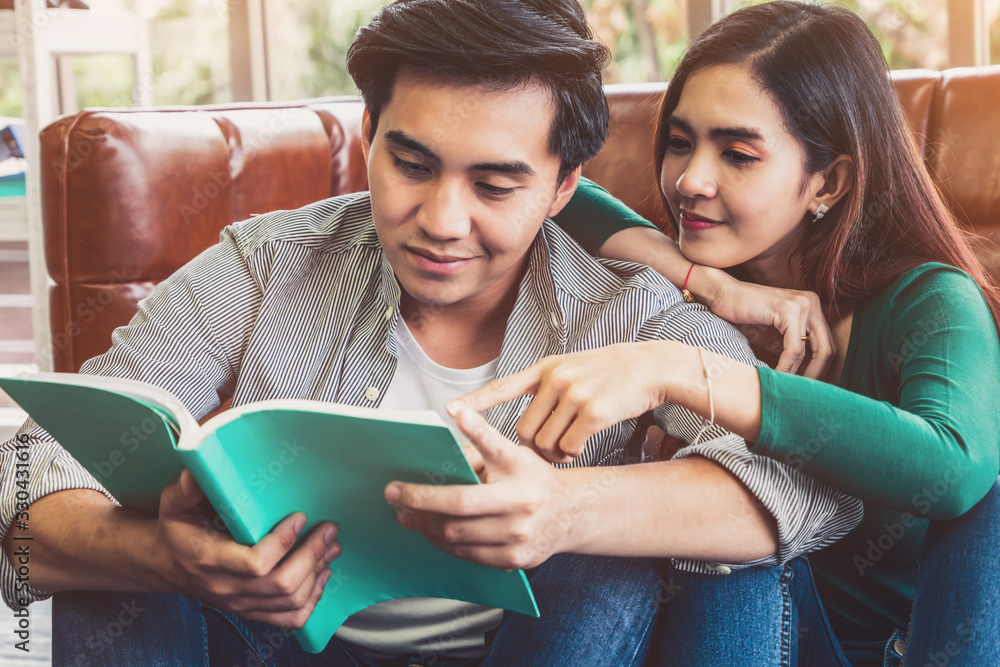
[668,115,765,142]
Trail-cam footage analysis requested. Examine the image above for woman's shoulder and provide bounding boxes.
[876,262,982,306]
[867,261,994,331]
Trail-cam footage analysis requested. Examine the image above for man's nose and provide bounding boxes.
[416,179,473,240]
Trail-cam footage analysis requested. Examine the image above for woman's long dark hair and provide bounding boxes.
[654,1,1000,328]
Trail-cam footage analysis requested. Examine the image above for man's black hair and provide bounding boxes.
[347,0,610,184]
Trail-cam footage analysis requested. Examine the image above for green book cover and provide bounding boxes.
[0,372,539,653]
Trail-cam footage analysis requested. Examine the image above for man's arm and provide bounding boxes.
[1,466,338,628]
[0,219,335,622]
[386,406,779,569]
[390,305,862,570]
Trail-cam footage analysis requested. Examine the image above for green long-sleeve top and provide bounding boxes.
[753,263,1000,640]
[555,183,1000,641]
[551,177,656,254]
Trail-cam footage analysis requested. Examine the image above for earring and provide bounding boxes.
[811,204,829,224]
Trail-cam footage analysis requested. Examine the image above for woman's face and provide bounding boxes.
[660,62,825,284]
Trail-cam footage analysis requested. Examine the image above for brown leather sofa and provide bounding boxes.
[39,65,1000,372]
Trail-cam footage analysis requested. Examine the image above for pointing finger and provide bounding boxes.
[448,366,541,415]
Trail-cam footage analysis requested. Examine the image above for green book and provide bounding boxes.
[0,372,539,653]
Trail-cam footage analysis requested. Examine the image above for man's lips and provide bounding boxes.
[406,247,475,274]
[679,211,724,230]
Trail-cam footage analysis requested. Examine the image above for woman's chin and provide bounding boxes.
[677,244,741,271]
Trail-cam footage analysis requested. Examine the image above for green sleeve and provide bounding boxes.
[551,177,656,256]
[752,265,1000,519]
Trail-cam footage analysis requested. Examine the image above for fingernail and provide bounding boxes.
[446,400,461,417]
[293,515,306,534]
[324,543,341,563]
[325,526,337,545]
[385,484,401,503]
[320,568,333,585]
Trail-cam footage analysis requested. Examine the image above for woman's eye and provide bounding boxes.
[724,149,760,165]
[667,136,690,152]
[478,182,516,197]
[393,156,427,175]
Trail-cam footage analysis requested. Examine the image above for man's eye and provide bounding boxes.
[723,149,760,165]
[393,156,427,175]
[478,182,516,197]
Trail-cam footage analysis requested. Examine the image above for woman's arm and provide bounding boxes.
[553,180,834,377]
[456,266,1000,519]
[751,266,1000,518]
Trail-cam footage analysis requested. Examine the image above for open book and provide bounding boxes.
[0,372,539,652]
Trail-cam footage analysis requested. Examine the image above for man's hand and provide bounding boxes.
[385,406,574,571]
[154,470,340,629]
[449,343,672,463]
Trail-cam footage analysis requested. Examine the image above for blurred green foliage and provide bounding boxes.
[0,61,19,118]
[0,0,997,116]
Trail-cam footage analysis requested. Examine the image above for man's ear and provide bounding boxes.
[809,155,854,212]
[546,166,582,218]
[361,109,372,165]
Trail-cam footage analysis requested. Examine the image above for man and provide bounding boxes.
[0,0,861,664]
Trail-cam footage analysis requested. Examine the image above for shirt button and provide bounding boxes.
[364,386,380,402]
[384,307,394,321]
[893,639,907,657]
[714,564,732,575]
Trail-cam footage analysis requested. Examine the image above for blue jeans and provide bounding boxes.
[901,474,1000,666]
[52,553,660,666]
[788,475,1000,667]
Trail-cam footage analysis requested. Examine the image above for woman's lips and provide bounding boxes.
[680,211,724,231]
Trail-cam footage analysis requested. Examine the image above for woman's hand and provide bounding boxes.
[598,227,833,378]
[701,273,833,379]
[450,342,682,463]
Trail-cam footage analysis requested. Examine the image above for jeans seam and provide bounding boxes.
[780,564,794,667]
[200,604,211,667]
[623,594,659,667]
[202,606,275,667]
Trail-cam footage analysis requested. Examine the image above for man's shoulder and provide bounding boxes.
[540,219,683,306]
[226,191,377,258]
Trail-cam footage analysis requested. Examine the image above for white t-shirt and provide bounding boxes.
[334,317,502,659]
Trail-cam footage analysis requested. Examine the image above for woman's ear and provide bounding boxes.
[810,155,854,213]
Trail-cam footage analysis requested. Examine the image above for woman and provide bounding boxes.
[465,2,1000,664]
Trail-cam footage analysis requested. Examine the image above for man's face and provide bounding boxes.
[362,67,579,315]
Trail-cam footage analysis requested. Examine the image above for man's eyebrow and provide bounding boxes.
[383,129,535,177]
[469,160,535,177]
[667,115,765,142]
[384,130,438,161]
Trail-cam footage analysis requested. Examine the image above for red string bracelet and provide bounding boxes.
[681,262,696,303]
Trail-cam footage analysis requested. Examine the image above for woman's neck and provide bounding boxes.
[742,255,800,291]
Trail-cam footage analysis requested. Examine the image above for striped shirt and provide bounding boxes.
[0,192,863,611]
